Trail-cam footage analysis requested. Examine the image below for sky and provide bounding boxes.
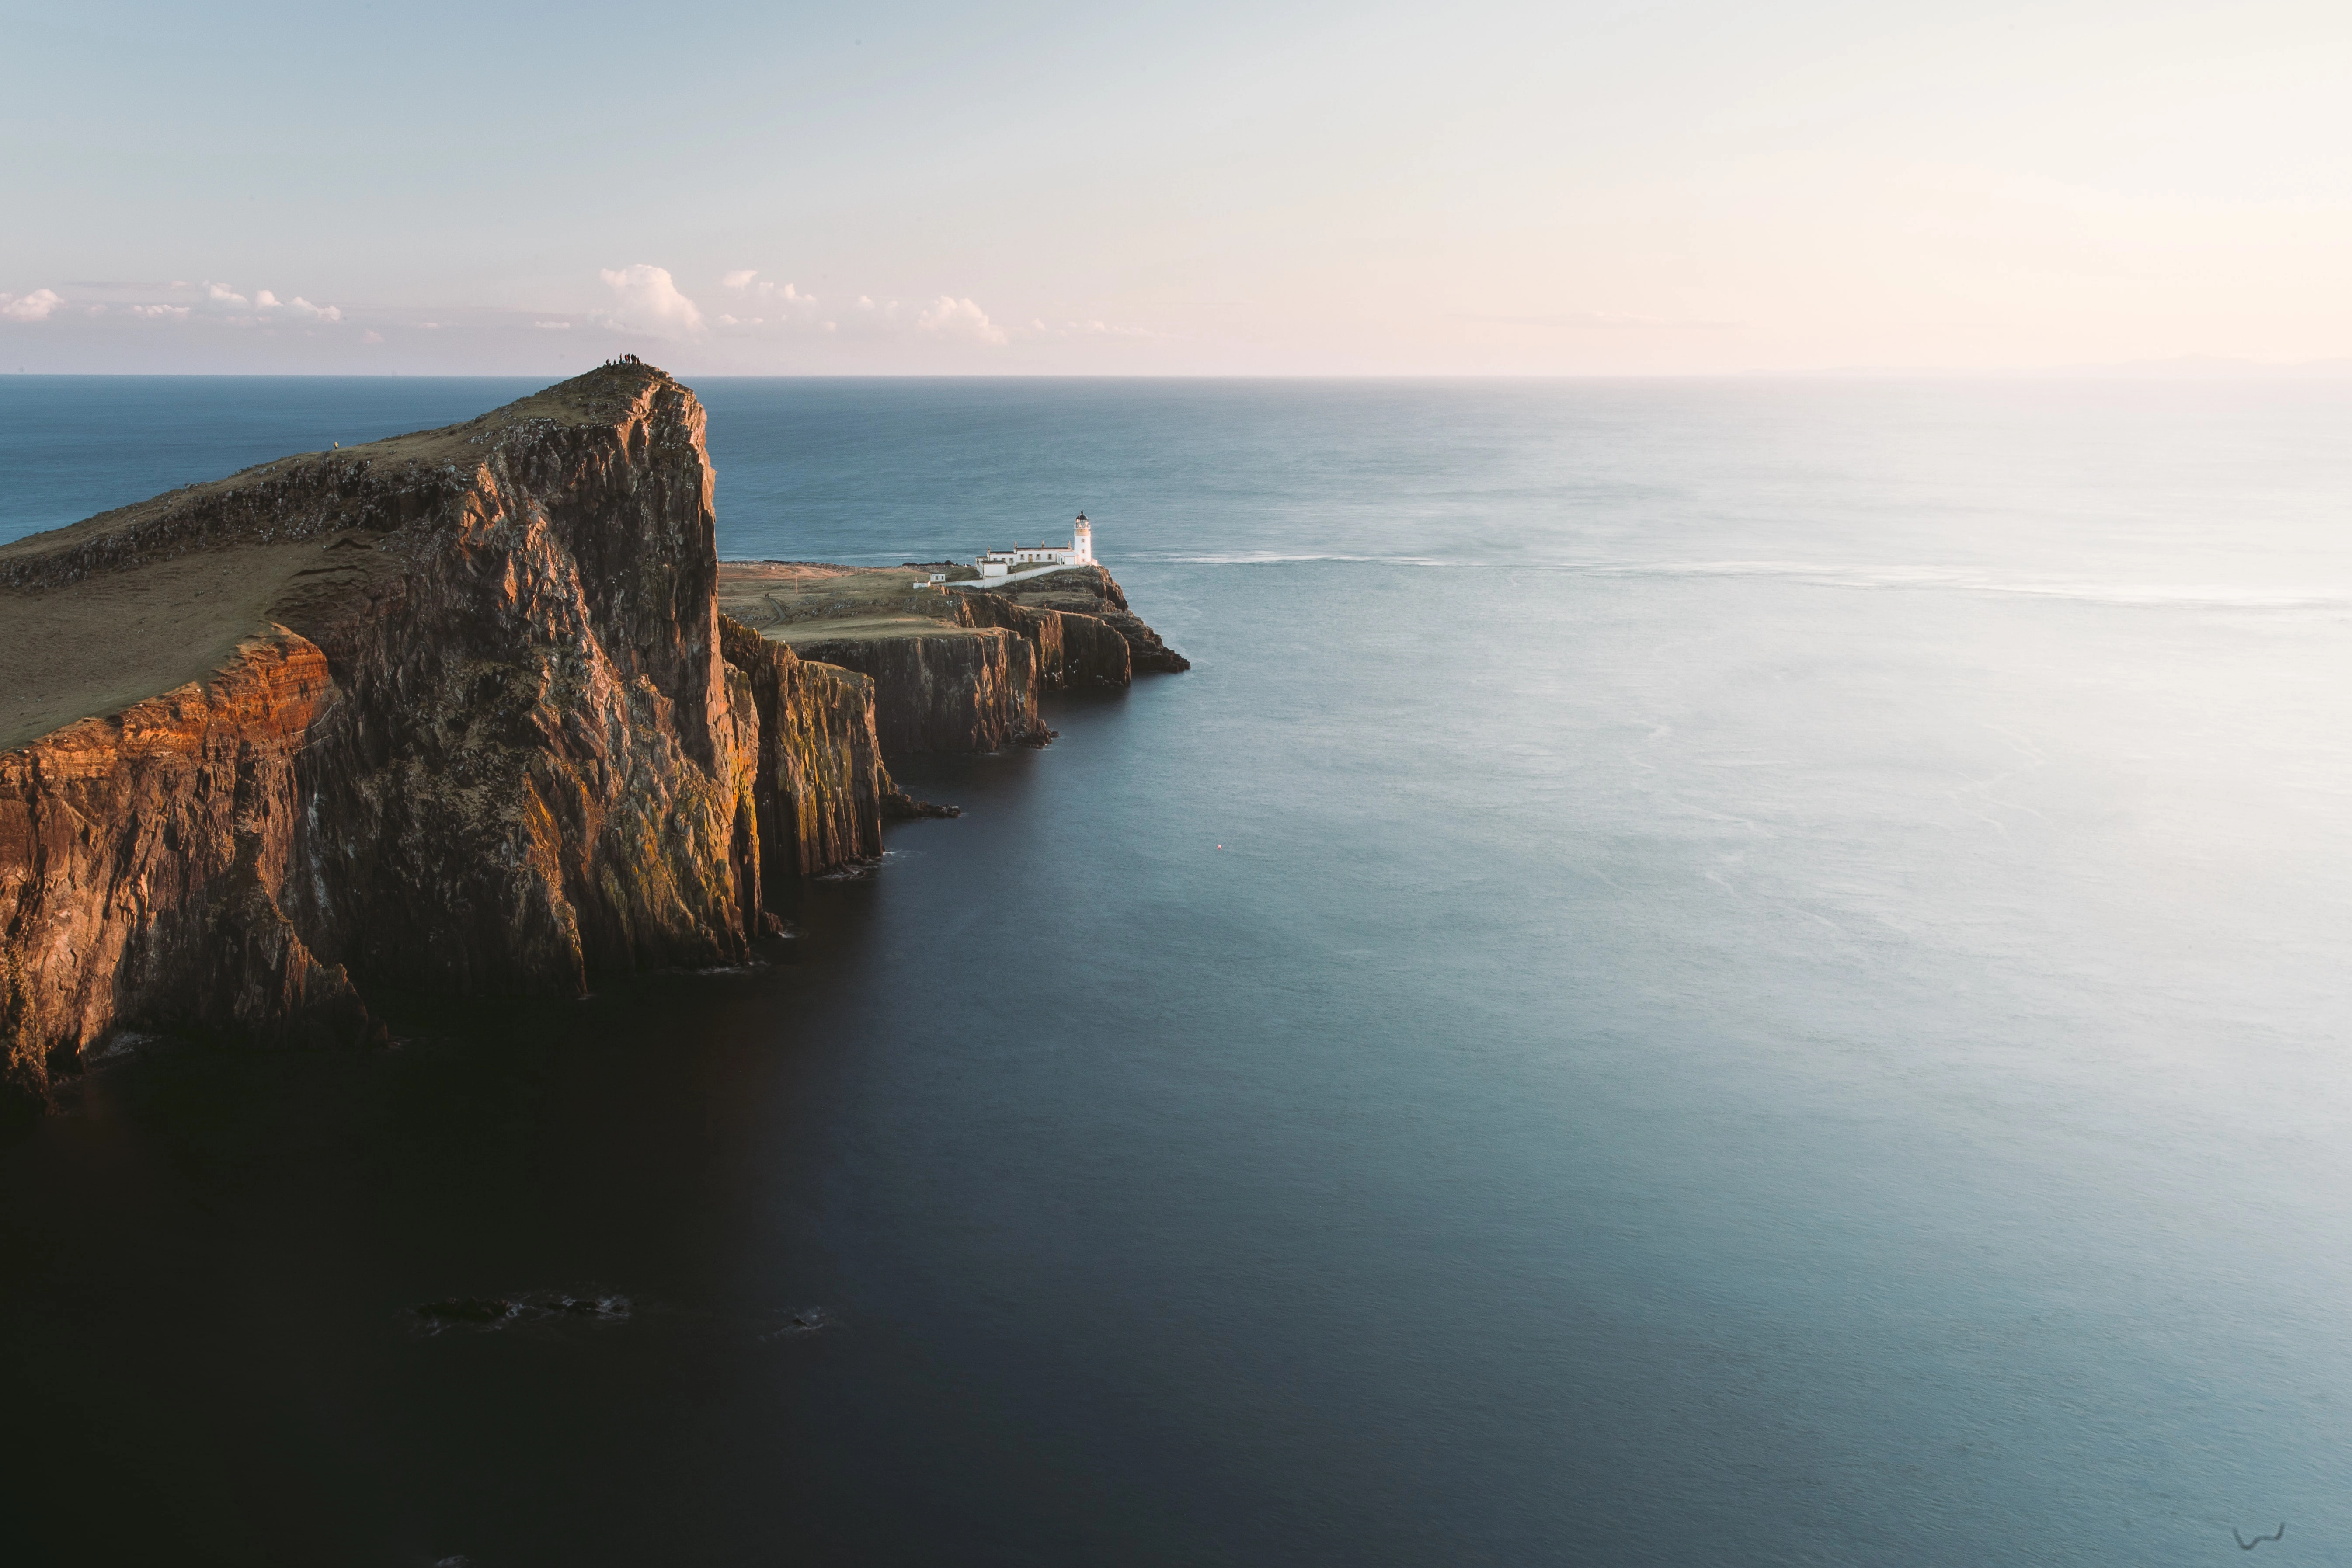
[4,0,2348,376]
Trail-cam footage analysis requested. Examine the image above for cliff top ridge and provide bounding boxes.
[716,560,1128,645]
[0,360,681,578]
[0,362,693,752]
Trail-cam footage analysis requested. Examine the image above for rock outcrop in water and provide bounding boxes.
[992,564,1192,676]
[714,560,1188,761]
[953,582,1136,690]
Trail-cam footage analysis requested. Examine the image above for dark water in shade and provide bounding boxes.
[5,377,2352,1565]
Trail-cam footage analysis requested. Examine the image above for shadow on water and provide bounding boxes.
[0,920,910,1565]
[0,700,1160,1568]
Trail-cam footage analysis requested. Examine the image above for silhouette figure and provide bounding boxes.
[2234,1523,2286,1551]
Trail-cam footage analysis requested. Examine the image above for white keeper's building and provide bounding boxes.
[979,514,1094,580]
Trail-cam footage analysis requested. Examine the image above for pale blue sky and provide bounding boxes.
[5,0,2347,373]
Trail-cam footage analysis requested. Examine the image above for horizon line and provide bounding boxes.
[10,362,2352,383]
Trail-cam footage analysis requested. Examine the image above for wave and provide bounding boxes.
[1133,551,1469,567]
[1580,560,2352,610]
[1137,553,2352,609]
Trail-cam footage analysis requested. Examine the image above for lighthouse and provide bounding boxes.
[974,513,1097,579]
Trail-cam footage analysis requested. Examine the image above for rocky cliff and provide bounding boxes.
[784,623,1048,758]
[0,365,890,1109]
[716,614,890,874]
[0,634,377,1080]
[0,367,1186,1110]
[715,560,1187,761]
[988,564,1192,674]
[952,588,1134,689]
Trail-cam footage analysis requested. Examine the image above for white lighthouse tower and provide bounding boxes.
[1072,512,1094,566]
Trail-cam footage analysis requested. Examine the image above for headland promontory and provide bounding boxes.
[0,363,1183,1111]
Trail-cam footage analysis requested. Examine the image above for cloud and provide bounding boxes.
[916,296,1008,345]
[0,289,65,321]
[361,330,384,344]
[1026,316,1159,341]
[705,271,1015,347]
[710,275,832,334]
[595,264,703,337]
[130,303,189,320]
[1449,309,1743,330]
[245,288,340,321]
[207,282,249,306]
[727,278,828,322]
[536,320,571,330]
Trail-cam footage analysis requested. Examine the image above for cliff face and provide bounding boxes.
[269,374,756,1001]
[717,615,888,876]
[0,366,885,1108]
[710,560,1187,764]
[0,370,1193,1107]
[786,625,1047,758]
[994,565,1192,674]
[953,591,1133,689]
[0,634,375,1085]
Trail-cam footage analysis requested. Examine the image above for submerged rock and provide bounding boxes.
[412,1297,518,1325]
[409,1290,631,1330]
[881,789,962,820]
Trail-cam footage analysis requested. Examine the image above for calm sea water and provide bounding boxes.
[3,376,2351,1566]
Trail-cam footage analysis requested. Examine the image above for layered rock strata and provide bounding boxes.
[0,366,889,1108]
[718,561,1187,761]
[952,588,1134,689]
[983,564,1193,675]
[783,624,1049,758]
[715,614,890,874]
[0,367,1185,1109]
[0,634,376,1076]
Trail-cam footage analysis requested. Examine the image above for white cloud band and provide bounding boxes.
[596,264,704,338]
[1,289,65,322]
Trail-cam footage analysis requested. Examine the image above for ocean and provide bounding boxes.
[3,375,2350,1565]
